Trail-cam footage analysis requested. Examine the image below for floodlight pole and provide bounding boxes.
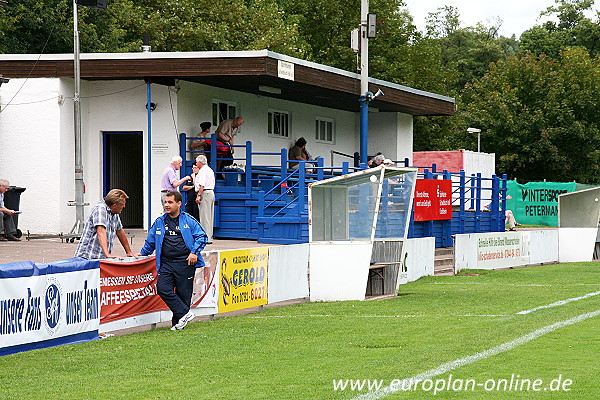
[70,0,85,235]
[358,0,369,165]
[467,127,482,153]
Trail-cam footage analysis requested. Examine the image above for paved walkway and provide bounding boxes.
[0,229,273,265]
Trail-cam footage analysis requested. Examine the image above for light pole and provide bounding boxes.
[358,1,382,165]
[70,0,85,236]
[69,0,108,236]
[467,127,482,153]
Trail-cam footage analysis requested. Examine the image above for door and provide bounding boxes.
[103,131,143,228]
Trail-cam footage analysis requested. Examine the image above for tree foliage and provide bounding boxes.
[457,48,600,183]
[520,0,600,57]
[2,0,600,183]
[0,0,307,55]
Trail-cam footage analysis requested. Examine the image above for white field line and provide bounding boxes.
[430,282,551,286]
[349,309,600,400]
[429,282,600,287]
[249,314,508,319]
[517,290,600,315]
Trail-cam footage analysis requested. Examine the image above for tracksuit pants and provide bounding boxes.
[157,260,196,326]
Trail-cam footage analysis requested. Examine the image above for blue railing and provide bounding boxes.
[179,133,507,246]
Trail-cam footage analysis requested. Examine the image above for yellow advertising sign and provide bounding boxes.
[219,248,269,313]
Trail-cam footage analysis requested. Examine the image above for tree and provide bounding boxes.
[0,0,307,55]
[520,0,600,58]
[412,6,519,151]
[457,48,600,183]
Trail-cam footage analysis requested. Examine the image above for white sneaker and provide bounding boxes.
[173,310,195,330]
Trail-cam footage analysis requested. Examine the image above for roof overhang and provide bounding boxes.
[0,50,455,116]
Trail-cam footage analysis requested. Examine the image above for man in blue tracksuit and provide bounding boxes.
[139,191,208,330]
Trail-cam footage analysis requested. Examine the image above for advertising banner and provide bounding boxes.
[506,181,576,226]
[476,231,529,270]
[219,248,269,313]
[99,257,167,324]
[0,259,100,356]
[413,179,453,221]
[191,251,220,309]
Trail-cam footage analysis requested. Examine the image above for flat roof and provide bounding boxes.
[0,50,455,116]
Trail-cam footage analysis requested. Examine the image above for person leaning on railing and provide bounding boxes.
[215,117,244,172]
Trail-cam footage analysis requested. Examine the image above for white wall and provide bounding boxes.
[463,150,496,178]
[529,230,559,264]
[397,113,414,162]
[368,112,413,163]
[309,241,373,301]
[268,244,309,303]
[0,78,67,233]
[398,237,435,285]
[558,228,596,263]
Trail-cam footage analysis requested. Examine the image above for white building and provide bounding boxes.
[0,50,454,233]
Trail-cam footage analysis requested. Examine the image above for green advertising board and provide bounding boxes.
[506,181,576,227]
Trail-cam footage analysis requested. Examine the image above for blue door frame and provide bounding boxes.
[102,131,143,195]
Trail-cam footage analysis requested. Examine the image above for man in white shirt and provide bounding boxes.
[194,155,216,244]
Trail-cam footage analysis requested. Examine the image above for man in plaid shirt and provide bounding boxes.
[75,189,135,259]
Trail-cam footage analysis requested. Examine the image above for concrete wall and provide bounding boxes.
[455,229,595,272]
[268,244,309,303]
[369,112,413,162]
[309,241,373,301]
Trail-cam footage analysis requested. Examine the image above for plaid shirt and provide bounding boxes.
[75,201,123,259]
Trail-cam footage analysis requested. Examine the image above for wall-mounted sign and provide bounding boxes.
[413,179,453,221]
[151,143,168,156]
[277,60,295,81]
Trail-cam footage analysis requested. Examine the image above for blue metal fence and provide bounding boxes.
[179,133,507,246]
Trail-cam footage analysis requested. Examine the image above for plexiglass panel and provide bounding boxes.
[375,171,416,239]
[310,167,416,242]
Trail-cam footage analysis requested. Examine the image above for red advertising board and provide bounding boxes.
[99,256,168,324]
[413,179,453,221]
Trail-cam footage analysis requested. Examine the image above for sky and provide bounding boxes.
[403,0,598,38]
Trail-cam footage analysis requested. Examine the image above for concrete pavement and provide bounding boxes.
[0,229,272,265]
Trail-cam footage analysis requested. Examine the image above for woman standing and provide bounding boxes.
[182,164,200,221]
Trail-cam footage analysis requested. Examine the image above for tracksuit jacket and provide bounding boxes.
[140,211,208,271]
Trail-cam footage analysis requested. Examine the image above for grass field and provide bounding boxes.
[1,263,599,399]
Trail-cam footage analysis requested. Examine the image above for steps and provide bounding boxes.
[434,247,454,276]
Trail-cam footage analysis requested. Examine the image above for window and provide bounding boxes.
[268,110,290,137]
[315,117,335,143]
[212,100,238,126]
